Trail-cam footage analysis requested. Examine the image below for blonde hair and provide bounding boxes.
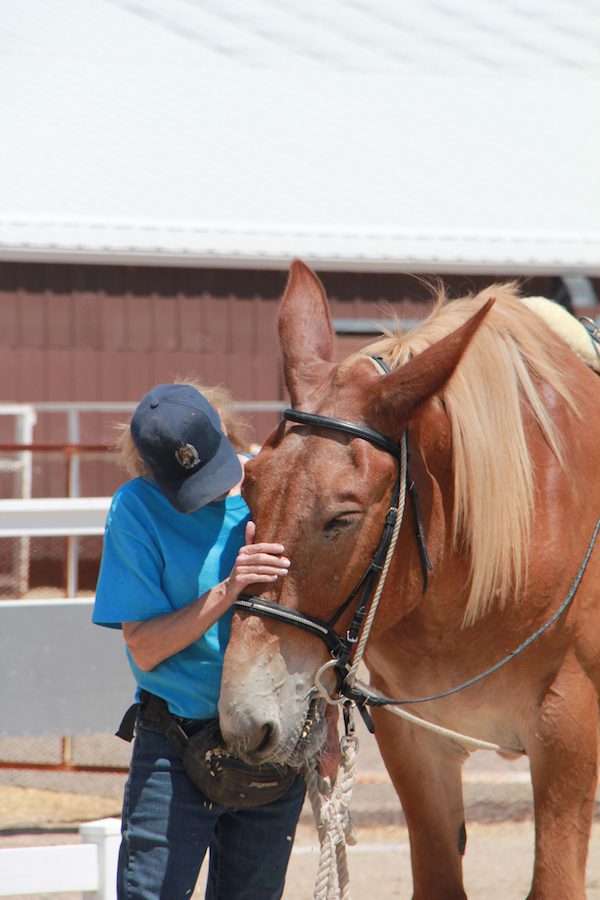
[114,377,251,480]
[362,284,580,624]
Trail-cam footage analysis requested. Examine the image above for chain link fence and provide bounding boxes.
[0,734,131,798]
[0,535,104,600]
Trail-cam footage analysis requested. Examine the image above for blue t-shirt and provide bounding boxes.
[93,477,250,719]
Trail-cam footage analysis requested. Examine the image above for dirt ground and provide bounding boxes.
[2,785,600,899]
[0,784,120,830]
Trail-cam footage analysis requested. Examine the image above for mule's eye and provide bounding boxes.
[323,513,360,533]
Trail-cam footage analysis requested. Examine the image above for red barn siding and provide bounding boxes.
[0,261,596,499]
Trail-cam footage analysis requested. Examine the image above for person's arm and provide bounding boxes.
[123,522,289,671]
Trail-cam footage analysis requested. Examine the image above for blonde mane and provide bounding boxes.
[362,284,580,624]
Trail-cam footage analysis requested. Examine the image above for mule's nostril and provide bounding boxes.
[252,722,277,754]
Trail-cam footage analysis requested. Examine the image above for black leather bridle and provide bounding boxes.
[234,358,433,706]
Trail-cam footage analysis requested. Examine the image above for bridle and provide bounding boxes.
[234,357,432,724]
[236,413,405,664]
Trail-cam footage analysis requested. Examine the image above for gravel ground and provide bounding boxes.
[0,785,120,830]
[2,785,600,899]
[3,815,600,899]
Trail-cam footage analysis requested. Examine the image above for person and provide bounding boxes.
[92,380,306,899]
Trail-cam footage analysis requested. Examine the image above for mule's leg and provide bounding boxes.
[526,658,598,900]
[373,708,468,900]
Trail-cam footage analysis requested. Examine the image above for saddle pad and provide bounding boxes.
[522,295,600,372]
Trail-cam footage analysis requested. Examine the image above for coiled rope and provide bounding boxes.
[304,729,358,900]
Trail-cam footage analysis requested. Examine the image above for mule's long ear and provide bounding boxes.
[371,299,495,430]
[278,260,335,407]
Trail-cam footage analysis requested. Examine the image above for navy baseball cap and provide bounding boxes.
[130,384,242,513]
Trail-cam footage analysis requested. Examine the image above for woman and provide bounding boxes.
[93,381,305,899]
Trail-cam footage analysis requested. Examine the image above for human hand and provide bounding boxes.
[225,521,290,604]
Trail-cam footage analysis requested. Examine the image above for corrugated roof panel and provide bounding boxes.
[0,0,598,272]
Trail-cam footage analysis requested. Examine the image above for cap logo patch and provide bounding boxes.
[175,443,201,469]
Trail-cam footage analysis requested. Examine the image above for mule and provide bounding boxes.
[220,260,600,898]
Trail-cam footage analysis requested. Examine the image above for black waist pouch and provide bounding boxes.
[117,691,298,809]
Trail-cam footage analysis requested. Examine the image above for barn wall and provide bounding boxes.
[0,261,593,498]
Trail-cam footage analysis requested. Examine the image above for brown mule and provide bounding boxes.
[220,260,600,899]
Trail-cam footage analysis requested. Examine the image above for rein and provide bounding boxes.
[344,511,600,711]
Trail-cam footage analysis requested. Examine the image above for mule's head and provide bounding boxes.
[219,261,492,768]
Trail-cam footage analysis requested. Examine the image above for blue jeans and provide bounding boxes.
[117,719,306,900]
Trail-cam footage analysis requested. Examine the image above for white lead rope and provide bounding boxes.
[345,433,408,686]
[304,732,358,900]
[314,660,511,753]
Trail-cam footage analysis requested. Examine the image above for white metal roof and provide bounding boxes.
[0,0,599,274]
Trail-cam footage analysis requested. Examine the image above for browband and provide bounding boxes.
[283,408,403,460]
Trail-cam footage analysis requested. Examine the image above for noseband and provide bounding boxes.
[234,358,432,710]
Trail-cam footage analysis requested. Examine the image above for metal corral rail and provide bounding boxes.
[0,401,288,595]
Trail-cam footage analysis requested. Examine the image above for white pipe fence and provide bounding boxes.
[0,818,120,898]
[0,399,284,495]
[0,496,111,598]
[0,497,110,537]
